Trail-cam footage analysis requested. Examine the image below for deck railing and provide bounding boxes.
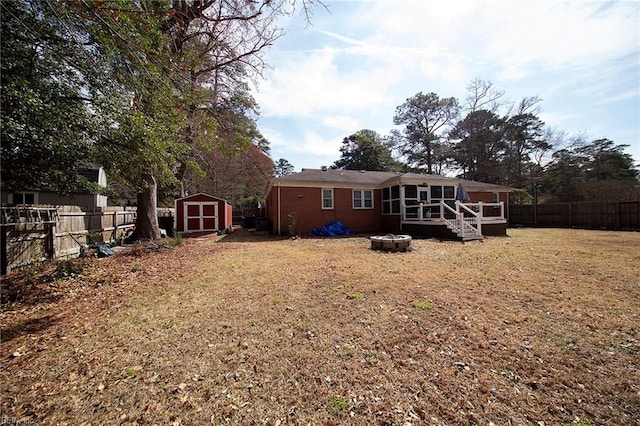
[403,201,504,239]
[403,201,505,224]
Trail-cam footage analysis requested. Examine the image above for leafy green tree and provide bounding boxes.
[449,110,505,184]
[502,112,550,188]
[331,130,401,171]
[392,92,460,174]
[137,0,321,237]
[542,138,639,201]
[578,139,638,181]
[541,148,584,202]
[72,1,190,238]
[274,159,295,177]
[2,0,323,238]
[0,0,96,194]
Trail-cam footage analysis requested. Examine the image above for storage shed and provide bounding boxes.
[174,193,232,234]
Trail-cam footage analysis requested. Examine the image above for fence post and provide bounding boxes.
[1,226,8,275]
[112,211,117,241]
[44,222,55,260]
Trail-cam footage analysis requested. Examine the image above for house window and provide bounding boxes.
[391,185,400,200]
[430,185,456,208]
[10,192,37,205]
[382,185,401,214]
[322,188,334,209]
[383,187,390,200]
[353,190,373,209]
[492,192,499,203]
[430,185,455,201]
[444,186,455,199]
[430,185,442,199]
[404,185,417,199]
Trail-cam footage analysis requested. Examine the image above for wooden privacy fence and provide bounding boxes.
[232,208,265,226]
[1,206,175,275]
[508,201,640,230]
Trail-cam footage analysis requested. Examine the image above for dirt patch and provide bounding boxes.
[1,228,639,425]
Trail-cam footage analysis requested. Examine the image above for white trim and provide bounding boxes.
[183,201,219,232]
[175,192,228,203]
[173,198,178,231]
[270,181,384,190]
[277,183,281,236]
[352,189,374,209]
[321,188,334,210]
[382,185,401,215]
[270,177,510,193]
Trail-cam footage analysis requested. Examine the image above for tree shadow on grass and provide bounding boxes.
[216,227,285,243]
[1,314,60,343]
[216,227,373,244]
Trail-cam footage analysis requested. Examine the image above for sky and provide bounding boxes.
[250,0,640,172]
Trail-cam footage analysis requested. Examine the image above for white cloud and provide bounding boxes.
[351,1,638,83]
[477,2,637,80]
[260,124,341,158]
[254,47,397,118]
[322,115,361,131]
[253,0,640,168]
[300,131,343,157]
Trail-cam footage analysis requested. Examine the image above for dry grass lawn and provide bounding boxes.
[1,228,639,425]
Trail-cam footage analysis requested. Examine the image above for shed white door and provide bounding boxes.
[184,202,218,232]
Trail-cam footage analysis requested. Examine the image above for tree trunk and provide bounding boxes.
[135,173,161,240]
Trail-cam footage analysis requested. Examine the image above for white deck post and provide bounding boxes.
[477,202,483,236]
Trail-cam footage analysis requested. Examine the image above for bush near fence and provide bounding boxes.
[1,205,175,275]
[509,201,640,230]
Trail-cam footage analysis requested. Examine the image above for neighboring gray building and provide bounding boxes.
[1,165,108,211]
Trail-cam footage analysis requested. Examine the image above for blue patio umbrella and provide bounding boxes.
[455,183,471,202]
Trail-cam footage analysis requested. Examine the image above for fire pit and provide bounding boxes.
[370,234,412,252]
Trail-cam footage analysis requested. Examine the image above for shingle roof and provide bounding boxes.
[276,168,401,185]
[270,169,512,192]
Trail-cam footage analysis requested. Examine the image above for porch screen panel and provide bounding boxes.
[404,185,419,219]
[430,186,442,199]
[383,186,401,214]
[404,185,417,199]
[444,186,455,199]
[391,185,400,199]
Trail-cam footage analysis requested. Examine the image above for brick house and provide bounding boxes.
[265,169,511,240]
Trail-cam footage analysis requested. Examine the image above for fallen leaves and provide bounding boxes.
[1,229,639,424]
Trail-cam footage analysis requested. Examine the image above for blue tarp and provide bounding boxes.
[309,220,356,237]
[89,243,115,258]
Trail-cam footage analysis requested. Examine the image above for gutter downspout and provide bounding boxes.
[277,182,281,236]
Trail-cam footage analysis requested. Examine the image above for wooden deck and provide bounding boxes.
[401,202,507,240]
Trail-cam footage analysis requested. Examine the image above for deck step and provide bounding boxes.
[445,220,483,241]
